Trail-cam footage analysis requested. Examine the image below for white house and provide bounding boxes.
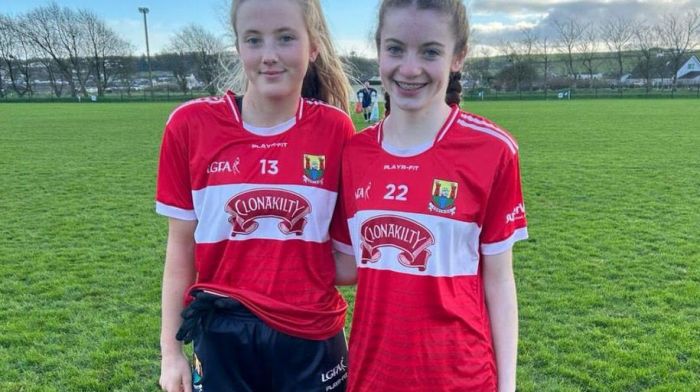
[677,55,700,83]
[623,54,700,87]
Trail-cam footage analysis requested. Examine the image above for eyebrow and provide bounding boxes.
[242,27,298,35]
[384,38,446,48]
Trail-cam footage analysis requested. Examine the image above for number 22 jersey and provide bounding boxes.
[336,105,529,391]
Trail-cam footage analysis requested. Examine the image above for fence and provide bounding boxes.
[464,85,700,101]
[2,86,700,103]
[0,88,211,103]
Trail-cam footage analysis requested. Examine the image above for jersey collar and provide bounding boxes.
[225,90,305,125]
[377,104,460,151]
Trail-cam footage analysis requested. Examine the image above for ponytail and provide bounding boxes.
[446,71,462,106]
[301,62,321,102]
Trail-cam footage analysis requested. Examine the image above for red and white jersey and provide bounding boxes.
[156,91,355,340]
[337,105,528,391]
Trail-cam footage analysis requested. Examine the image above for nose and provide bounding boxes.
[398,54,421,78]
[261,42,279,65]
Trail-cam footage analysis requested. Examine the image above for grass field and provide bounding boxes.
[1,99,698,391]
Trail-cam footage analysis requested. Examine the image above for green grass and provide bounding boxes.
[1,100,699,391]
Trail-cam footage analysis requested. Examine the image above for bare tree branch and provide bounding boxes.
[600,16,634,84]
[656,9,700,89]
[552,17,586,83]
[0,14,34,96]
[634,20,662,91]
[168,24,225,95]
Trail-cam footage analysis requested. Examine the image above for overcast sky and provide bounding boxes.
[470,0,700,49]
[2,0,698,57]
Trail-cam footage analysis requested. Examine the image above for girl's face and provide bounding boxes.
[378,7,464,114]
[236,0,317,101]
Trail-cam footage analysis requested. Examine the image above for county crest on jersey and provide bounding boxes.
[303,154,326,184]
[429,178,458,215]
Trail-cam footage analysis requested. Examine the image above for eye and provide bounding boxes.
[244,36,262,46]
[423,48,441,59]
[279,34,296,44]
[386,45,403,56]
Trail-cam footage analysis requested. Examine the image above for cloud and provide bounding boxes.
[469,0,700,46]
[473,21,539,34]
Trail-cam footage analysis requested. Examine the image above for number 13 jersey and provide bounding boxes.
[156,92,355,340]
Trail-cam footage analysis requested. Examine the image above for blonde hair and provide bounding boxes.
[221,0,352,113]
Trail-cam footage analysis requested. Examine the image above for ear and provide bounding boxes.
[309,40,319,63]
[451,48,467,73]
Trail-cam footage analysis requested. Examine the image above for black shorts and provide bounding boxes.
[189,297,348,392]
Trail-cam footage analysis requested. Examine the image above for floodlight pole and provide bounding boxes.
[138,7,154,97]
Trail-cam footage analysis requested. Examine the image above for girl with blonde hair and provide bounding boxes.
[156,1,355,390]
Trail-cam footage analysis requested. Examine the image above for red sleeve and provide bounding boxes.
[155,121,196,220]
[480,151,528,255]
[330,191,352,255]
[330,118,356,255]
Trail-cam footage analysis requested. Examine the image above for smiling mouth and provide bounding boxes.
[261,70,284,76]
[394,80,427,90]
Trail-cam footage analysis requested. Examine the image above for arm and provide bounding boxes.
[483,248,518,392]
[159,218,197,392]
[333,251,357,286]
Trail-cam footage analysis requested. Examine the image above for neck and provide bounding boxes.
[383,103,453,149]
[241,90,299,127]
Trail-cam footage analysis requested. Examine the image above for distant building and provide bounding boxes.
[676,55,700,83]
[625,54,700,87]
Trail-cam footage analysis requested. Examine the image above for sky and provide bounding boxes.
[2,0,699,57]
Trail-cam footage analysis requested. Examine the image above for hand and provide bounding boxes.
[159,351,193,392]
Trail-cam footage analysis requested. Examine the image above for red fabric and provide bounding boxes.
[339,109,527,390]
[156,92,355,340]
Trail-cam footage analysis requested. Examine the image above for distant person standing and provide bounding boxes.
[357,81,377,122]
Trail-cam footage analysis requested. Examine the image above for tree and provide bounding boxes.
[466,47,493,88]
[577,25,598,88]
[552,17,586,84]
[498,29,537,93]
[495,61,537,92]
[112,55,137,96]
[169,25,225,95]
[0,15,8,98]
[343,52,378,83]
[535,35,552,98]
[53,4,91,96]
[0,15,33,97]
[634,21,662,92]
[20,4,78,97]
[157,52,195,94]
[656,9,700,90]
[600,16,634,87]
[80,10,132,96]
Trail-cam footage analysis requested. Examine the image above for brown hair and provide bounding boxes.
[375,0,468,106]
[223,0,352,113]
